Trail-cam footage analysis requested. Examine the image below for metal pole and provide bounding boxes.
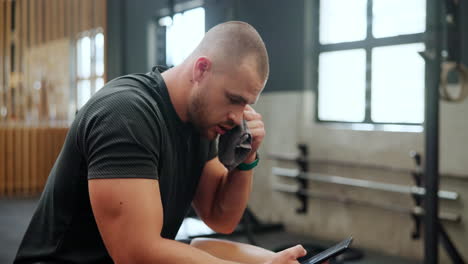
[271,167,459,201]
[424,0,443,262]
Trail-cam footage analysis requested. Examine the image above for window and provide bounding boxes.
[314,0,426,125]
[157,7,205,67]
[76,29,105,110]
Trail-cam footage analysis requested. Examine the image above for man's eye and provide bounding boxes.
[229,97,242,105]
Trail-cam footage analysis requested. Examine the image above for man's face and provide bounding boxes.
[187,62,264,140]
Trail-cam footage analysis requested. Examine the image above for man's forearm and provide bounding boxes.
[129,238,246,264]
[211,163,255,232]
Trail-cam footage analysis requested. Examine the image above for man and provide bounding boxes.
[15,21,306,264]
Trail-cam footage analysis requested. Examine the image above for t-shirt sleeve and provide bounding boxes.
[77,90,161,180]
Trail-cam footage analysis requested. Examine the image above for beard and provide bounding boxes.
[187,90,214,139]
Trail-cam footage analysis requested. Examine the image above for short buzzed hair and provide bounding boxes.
[190,21,269,82]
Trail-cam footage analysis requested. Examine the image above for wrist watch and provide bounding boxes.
[237,152,260,171]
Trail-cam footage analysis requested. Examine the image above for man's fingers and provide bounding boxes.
[249,127,265,136]
[287,245,307,258]
[278,244,307,261]
[246,120,264,130]
[266,245,306,264]
[245,105,255,112]
[244,110,262,121]
[243,105,261,121]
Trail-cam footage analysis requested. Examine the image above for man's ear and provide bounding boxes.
[193,57,212,83]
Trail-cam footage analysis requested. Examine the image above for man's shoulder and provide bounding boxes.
[74,84,167,138]
[99,72,168,108]
[87,87,158,115]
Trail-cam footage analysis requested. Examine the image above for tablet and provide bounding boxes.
[300,237,353,264]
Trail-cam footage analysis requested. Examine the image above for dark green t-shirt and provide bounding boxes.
[15,66,217,264]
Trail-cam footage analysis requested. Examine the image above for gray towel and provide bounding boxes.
[218,119,253,171]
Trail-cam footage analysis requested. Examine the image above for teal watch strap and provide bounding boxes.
[237,153,260,171]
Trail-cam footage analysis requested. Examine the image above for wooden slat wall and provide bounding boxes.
[72,0,79,37]
[58,0,64,38]
[26,0,33,122]
[0,0,107,196]
[80,0,89,34]
[29,126,37,193]
[0,126,5,195]
[0,125,68,196]
[44,0,51,42]
[28,0,35,47]
[5,0,12,120]
[14,125,22,192]
[6,126,14,194]
[0,0,5,123]
[21,126,29,195]
[35,0,41,46]
[20,0,28,121]
[14,0,23,120]
[52,0,58,41]
[37,126,44,188]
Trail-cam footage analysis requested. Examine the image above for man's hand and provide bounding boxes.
[243,105,265,163]
[265,245,307,264]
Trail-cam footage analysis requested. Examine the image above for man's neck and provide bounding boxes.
[161,66,191,122]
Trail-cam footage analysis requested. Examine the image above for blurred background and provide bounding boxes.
[1,0,467,263]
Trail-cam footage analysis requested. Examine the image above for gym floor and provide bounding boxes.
[0,198,39,264]
[0,198,418,264]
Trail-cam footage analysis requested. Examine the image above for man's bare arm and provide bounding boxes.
[192,157,254,233]
[88,178,244,264]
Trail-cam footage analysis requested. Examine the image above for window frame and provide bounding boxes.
[312,0,427,126]
[155,5,205,67]
[74,28,105,112]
